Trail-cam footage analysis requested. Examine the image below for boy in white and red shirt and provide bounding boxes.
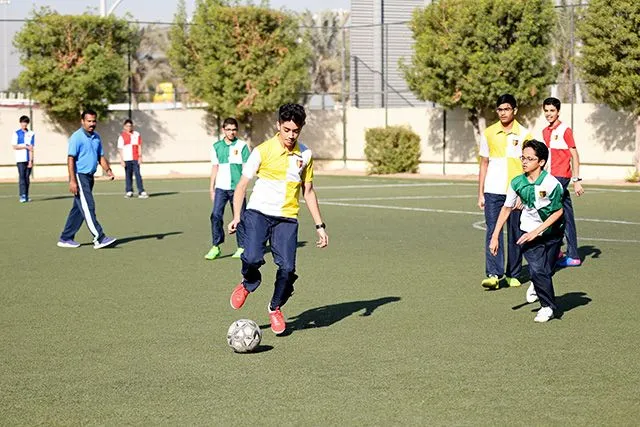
[117,119,148,199]
[541,97,585,267]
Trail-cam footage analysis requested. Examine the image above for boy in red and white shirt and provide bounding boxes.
[541,97,584,267]
[117,119,148,199]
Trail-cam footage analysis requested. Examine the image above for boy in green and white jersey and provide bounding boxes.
[205,118,251,260]
[490,140,564,323]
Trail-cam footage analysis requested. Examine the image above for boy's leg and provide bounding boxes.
[17,162,27,198]
[210,188,229,246]
[124,161,134,193]
[268,218,299,310]
[240,209,271,292]
[559,180,579,260]
[522,240,557,312]
[483,193,506,277]
[25,165,31,199]
[76,174,105,242]
[132,161,145,193]
[506,208,523,279]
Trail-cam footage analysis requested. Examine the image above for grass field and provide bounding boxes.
[1,175,639,425]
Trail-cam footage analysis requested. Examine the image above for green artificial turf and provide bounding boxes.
[1,176,639,425]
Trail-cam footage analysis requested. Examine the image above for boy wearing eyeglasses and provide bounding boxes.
[490,140,564,322]
[205,117,250,260]
[478,94,533,290]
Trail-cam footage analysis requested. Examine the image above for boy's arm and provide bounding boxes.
[228,176,250,234]
[570,148,584,196]
[489,206,513,255]
[209,165,219,201]
[302,181,328,248]
[478,157,488,209]
[517,208,564,245]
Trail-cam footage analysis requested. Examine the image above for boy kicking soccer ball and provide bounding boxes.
[489,140,564,323]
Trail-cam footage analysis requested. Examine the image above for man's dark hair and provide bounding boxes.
[123,118,133,125]
[543,97,561,110]
[222,117,238,128]
[278,103,306,127]
[81,109,98,119]
[19,115,30,124]
[524,139,549,165]
[496,94,517,109]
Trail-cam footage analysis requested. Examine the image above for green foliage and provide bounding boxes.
[364,126,421,174]
[624,169,640,183]
[169,0,311,120]
[577,0,640,116]
[13,8,138,122]
[402,0,556,124]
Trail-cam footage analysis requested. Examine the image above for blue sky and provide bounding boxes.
[0,0,351,89]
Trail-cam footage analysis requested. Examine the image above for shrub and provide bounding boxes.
[364,126,421,174]
[624,168,640,183]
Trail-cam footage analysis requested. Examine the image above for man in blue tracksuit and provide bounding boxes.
[57,110,117,249]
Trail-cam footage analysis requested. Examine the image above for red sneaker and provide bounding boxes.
[268,307,286,335]
[230,283,249,310]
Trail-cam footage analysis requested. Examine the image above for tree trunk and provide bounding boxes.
[468,108,487,146]
[635,115,640,172]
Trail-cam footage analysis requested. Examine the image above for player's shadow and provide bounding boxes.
[512,291,591,316]
[578,245,601,261]
[148,192,179,198]
[35,195,74,202]
[263,296,401,336]
[111,231,183,247]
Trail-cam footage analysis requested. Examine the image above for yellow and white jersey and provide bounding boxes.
[243,134,314,219]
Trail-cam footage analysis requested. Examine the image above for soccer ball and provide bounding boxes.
[227,319,262,353]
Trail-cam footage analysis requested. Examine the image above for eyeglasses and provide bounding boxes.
[521,156,539,163]
[496,107,513,113]
[224,128,238,132]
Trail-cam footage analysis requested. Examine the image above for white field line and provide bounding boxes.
[472,221,640,244]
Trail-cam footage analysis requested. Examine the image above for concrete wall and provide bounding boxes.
[1,104,636,181]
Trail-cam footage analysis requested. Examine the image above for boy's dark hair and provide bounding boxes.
[524,139,549,165]
[496,94,517,109]
[278,103,306,127]
[222,117,238,128]
[123,118,133,125]
[81,109,98,119]
[543,97,561,110]
[19,115,30,124]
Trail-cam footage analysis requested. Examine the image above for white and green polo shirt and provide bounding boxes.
[505,170,564,236]
[211,138,250,190]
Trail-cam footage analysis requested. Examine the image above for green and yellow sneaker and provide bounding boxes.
[506,277,522,288]
[204,245,221,260]
[481,275,504,290]
[232,248,244,259]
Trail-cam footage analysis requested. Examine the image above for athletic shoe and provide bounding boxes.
[534,306,554,323]
[57,239,81,248]
[506,277,522,288]
[124,191,133,198]
[230,283,250,310]
[204,245,221,260]
[138,191,149,199]
[94,236,116,249]
[526,283,539,303]
[19,195,27,203]
[268,306,286,335]
[557,257,581,267]
[232,248,244,259]
[481,274,503,290]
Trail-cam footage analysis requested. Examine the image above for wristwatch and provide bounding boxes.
[571,177,582,182]
[315,223,326,230]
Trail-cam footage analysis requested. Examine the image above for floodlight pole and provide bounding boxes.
[100,0,125,17]
[1,0,9,91]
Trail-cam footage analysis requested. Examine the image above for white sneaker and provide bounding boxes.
[526,283,539,303]
[534,306,554,323]
[124,192,133,198]
[138,191,149,199]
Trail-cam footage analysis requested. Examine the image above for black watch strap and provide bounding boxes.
[315,223,326,230]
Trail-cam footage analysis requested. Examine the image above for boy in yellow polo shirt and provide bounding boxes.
[227,104,329,335]
[478,94,533,289]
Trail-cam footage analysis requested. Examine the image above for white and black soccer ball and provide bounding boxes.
[227,319,262,353]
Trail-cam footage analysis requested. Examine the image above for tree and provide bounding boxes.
[131,25,175,104]
[168,0,310,122]
[299,9,349,100]
[402,0,557,140]
[577,0,640,171]
[13,7,137,123]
